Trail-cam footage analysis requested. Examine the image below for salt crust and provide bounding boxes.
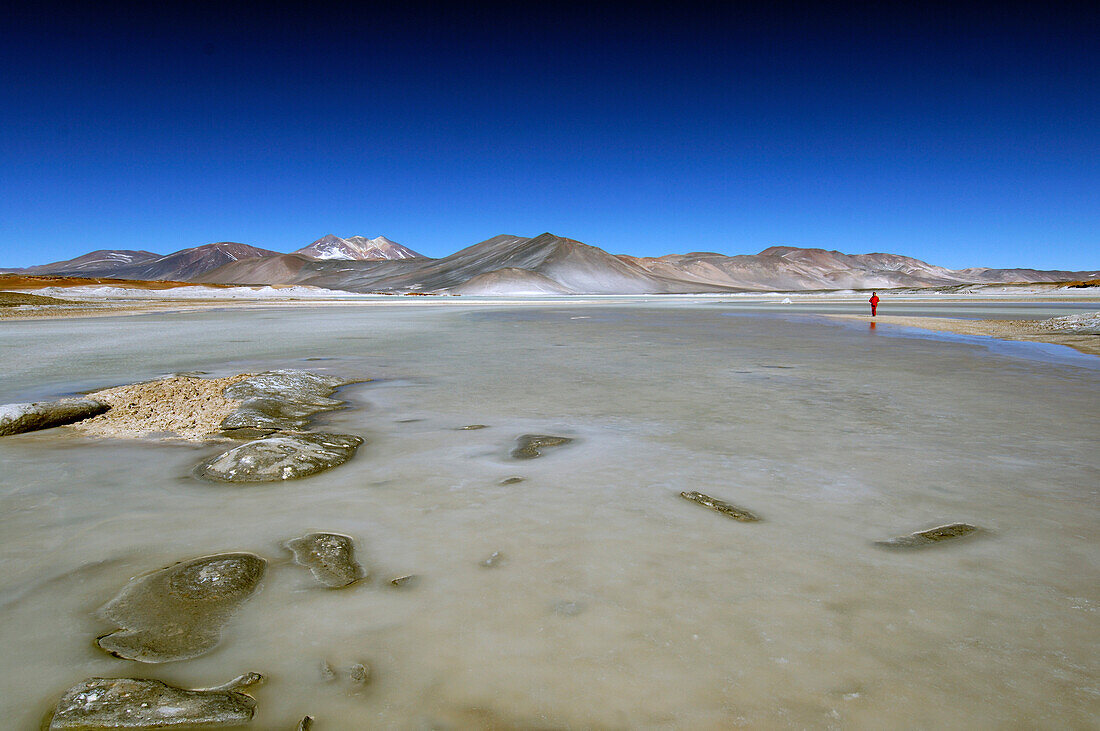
[71,374,253,441]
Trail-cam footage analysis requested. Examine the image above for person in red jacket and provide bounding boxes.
[869,291,880,317]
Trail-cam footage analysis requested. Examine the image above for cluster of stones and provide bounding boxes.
[46,532,370,728]
[0,370,365,483]
[198,370,363,483]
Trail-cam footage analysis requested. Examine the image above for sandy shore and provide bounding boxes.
[828,313,1100,356]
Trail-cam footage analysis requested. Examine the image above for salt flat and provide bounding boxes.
[0,299,1097,728]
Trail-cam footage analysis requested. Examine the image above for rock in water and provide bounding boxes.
[0,398,108,436]
[510,434,573,459]
[680,491,761,522]
[285,532,364,588]
[48,673,262,729]
[195,432,363,482]
[297,717,315,731]
[96,553,266,662]
[221,370,348,431]
[480,551,505,568]
[875,523,981,549]
[347,662,371,686]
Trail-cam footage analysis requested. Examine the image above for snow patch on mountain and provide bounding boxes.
[294,235,423,261]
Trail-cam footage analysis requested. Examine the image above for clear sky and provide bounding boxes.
[2,2,1097,270]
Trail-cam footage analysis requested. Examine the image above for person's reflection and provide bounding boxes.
[869,321,877,331]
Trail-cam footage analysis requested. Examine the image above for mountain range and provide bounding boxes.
[3,233,1095,294]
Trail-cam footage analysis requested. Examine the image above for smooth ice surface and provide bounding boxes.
[1,299,1097,728]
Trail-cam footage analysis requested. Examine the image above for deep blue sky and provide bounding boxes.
[2,2,1097,270]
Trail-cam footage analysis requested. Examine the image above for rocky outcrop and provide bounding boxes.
[48,673,262,729]
[96,553,266,663]
[36,369,368,482]
[74,374,249,441]
[195,432,363,482]
[0,398,108,436]
[285,532,365,588]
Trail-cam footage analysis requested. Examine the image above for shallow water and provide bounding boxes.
[1,301,1097,729]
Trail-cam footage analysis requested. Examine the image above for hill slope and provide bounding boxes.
[20,250,162,276]
[21,242,279,281]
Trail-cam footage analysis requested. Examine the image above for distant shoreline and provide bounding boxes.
[824,313,1099,357]
[2,289,1098,359]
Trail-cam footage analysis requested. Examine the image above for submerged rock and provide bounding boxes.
[0,398,108,436]
[480,551,505,568]
[221,396,328,432]
[297,717,314,731]
[389,574,418,588]
[221,370,349,432]
[285,532,364,588]
[96,553,266,663]
[459,424,488,430]
[499,476,525,485]
[48,673,262,729]
[552,600,585,616]
[680,491,761,522]
[510,434,573,459]
[875,523,982,549]
[348,662,371,686]
[317,660,370,687]
[195,432,363,482]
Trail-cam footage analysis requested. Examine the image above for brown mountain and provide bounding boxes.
[23,242,280,281]
[619,247,1098,291]
[19,250,162,276]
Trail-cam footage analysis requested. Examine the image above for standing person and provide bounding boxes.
[869,291,880,317]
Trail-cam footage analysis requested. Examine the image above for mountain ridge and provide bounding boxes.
[4,236,1096,294]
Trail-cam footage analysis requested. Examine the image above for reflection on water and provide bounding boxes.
[1,303,1098,728]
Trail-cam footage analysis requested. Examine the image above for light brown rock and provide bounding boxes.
[72,374,252,441]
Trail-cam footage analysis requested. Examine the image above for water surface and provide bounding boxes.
[1,301,1097,728]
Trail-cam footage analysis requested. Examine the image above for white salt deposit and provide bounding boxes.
[19,285,361,300]
[1045,310,1100,332]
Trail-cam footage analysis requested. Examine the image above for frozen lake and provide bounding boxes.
[1,300,1097,728]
